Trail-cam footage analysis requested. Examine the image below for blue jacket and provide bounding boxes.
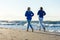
[25,10,34,20]
[37,10,46,18]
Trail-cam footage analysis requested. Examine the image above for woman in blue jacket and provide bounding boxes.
[25,7,34,32]
[37,7,46,32]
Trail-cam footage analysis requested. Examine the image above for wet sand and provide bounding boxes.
[0,27,60,40]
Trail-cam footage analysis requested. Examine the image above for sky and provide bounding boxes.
[0,0,60,21]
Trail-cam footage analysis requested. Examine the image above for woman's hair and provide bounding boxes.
[40,7,43,10]
[27,7,30,10]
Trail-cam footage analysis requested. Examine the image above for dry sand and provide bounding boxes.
[0,27,60,40]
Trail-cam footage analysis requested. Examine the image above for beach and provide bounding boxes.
[0,27,60,40]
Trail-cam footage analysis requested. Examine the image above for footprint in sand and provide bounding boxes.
[0,33,3,34]
[11,38,14,40]
[25,39,28,40]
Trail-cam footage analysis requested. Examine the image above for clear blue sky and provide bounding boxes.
[0,0,60,21]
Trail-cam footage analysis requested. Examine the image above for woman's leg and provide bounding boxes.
[27,20,30,31]
[30,24,33,32]
[39,18,45,32]
[29,20,33,32]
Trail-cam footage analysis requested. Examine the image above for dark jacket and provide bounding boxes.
[37,10,46,18]
[25,10,34,20]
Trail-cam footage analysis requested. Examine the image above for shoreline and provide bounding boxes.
[0,27,60,33]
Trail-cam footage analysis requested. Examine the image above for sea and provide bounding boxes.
[0,20,60,33]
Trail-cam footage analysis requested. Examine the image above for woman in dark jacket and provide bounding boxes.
[25,7,34,32]
[37,7,46,32]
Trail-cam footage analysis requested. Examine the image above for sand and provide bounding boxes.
[0,27,60,40]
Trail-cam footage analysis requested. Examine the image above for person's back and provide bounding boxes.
[25,10,34,20]
[37,7,46,18]
[37,10,46,18]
